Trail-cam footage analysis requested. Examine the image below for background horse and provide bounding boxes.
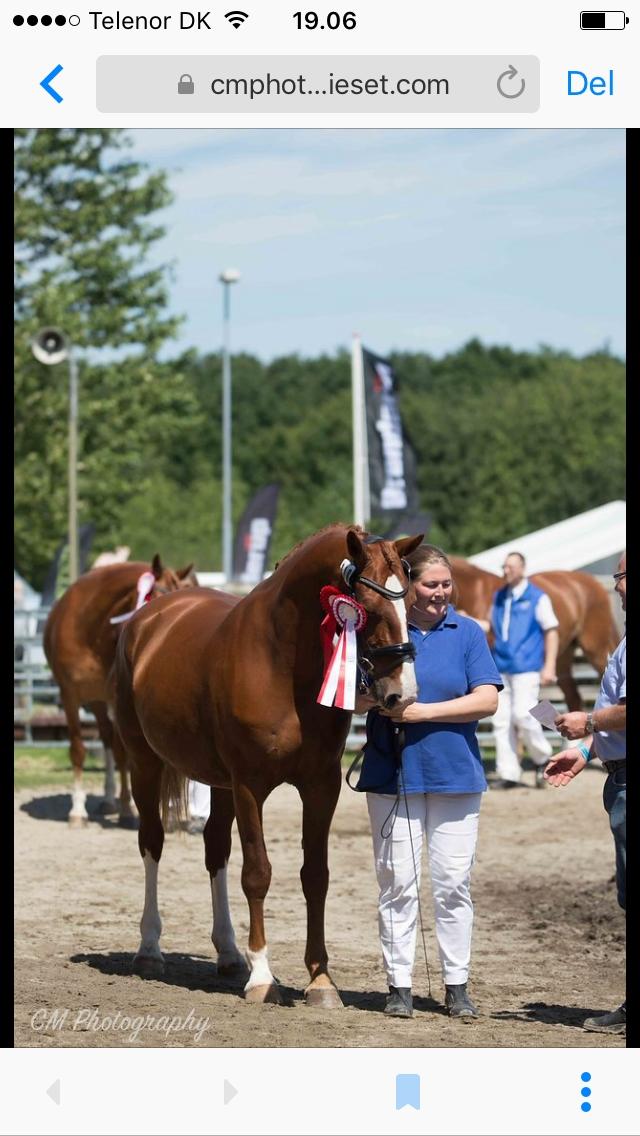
[44,555,195,826]
[450,557,619,709]
[114,525,423,1007]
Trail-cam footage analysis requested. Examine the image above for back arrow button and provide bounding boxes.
[40,65,64,103]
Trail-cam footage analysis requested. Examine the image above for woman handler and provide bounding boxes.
[355,544,502,1019]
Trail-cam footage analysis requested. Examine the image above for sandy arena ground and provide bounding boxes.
[15,766,625,1048]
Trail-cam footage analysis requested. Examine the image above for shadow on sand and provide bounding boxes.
[69,951,445,1015]
[20,793,137,829]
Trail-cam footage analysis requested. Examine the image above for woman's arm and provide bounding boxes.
[381,684,499,724]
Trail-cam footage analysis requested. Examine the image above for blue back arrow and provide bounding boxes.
[41,64,64,103]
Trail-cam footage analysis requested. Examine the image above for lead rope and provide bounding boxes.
[393,724,433,999]
[345,714,433,998]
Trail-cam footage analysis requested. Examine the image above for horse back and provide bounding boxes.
[532,570,619,664]
[44,562,153,683]
[115,587,242,779]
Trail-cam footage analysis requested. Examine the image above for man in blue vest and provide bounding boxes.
[546,552,626,1034]
[490,551,559,789]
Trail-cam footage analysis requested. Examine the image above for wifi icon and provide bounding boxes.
[225,10,249,27]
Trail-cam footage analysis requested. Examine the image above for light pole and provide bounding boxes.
[219,268,241,582]
[31,327,80,583]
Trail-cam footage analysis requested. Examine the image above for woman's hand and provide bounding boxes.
[379,701,430,724]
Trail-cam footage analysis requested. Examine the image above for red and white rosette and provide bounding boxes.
[317,586,367,711]
[109,570,156,625]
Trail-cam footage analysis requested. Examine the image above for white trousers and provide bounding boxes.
[367,791,482,988]
[493,671,552,781]
[188,780,211,820]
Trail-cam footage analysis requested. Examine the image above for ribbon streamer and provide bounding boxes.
[109,570,156,625]
[317,588,367,711]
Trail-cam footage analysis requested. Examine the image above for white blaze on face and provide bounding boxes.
[385,574,418,703]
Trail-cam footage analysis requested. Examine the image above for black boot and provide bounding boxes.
[384,985,413,1018]
[445,983,478,1019]
[583,1004,626,1034]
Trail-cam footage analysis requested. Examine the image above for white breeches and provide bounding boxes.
[367,791,482,988]
[493,671,553,780]
[188,780,211,820]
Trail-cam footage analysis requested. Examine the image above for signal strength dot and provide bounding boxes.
[225,10,249,28]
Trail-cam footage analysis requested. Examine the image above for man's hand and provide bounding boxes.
[544,749,587,786]
[540,667,557,685]
[554,711,588,739]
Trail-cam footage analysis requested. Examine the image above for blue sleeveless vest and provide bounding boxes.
[491,582,546,673]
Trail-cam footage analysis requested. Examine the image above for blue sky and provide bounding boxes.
[127,128,625,362]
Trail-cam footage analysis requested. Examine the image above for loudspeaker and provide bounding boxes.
[31,327,69,365]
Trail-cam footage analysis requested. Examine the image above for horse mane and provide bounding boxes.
[273,522,369,571]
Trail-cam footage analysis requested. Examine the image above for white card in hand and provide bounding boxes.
[528,699,558,730]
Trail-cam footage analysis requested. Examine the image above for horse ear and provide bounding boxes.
[346,529,366,564]
[394,534,424,560]
[176,563,194,580]
[151,553,164,579]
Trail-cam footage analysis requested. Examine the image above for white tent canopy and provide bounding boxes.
[468,501,626,576]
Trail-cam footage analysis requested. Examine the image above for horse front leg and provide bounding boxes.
[232,779,281,1004]
[298,762,343,1008]
[87,701,118,815]
[111,722,137,827]
[556,644,583,712]
[204,787,247,979]
[130,754,165,976]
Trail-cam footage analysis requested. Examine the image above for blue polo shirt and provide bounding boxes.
[593,634,626,764]
[357,606,503,795]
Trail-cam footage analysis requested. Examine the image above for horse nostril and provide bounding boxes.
[384,693,400,710]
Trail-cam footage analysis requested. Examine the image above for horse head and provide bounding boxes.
[341,529,423,711]
[149,553,198,596]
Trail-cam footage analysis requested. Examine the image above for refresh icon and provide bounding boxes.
[497,64,526,98]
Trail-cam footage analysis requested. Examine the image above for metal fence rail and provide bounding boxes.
[14,606,101,748]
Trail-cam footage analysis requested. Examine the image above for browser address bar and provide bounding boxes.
[96,56,540,113]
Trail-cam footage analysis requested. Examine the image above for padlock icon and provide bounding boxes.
[178,74,195,95]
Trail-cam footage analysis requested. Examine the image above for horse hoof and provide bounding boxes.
[304,984,344,1009]
[244,982,282,1005]
[133,954,165,979]
[68,814,89,829]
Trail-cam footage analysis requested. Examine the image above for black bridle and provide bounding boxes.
[340,538,416,685]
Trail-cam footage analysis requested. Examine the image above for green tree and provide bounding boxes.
[14,129,200,587]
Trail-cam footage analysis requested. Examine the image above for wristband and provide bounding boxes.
[577,742,593,763]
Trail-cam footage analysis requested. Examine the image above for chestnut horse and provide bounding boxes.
[450,557,619,709]
[44,555,195,826]
[114,525,423,1006]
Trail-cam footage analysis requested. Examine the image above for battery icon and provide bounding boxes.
[580,11,629,28]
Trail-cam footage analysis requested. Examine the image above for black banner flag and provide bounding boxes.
[362,348,420,528]
[382,511,432,541]
[232,484,280,585]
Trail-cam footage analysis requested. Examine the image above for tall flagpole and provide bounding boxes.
[351,333,369,527]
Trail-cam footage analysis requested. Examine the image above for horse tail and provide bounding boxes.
[160,764,189,831]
